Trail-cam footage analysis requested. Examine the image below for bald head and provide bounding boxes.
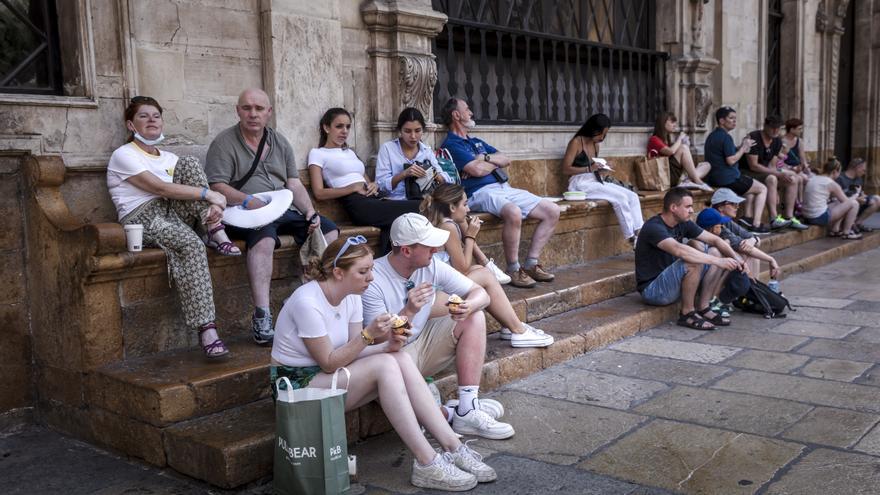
[236,88,272,136]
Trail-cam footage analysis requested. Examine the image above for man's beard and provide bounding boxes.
[464,119,476,129]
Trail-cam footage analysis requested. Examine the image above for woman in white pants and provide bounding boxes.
[561,113,644,245]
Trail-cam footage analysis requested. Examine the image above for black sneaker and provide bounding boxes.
[736,218,755,229]
[253,312,274,345]
[750,224,771,234]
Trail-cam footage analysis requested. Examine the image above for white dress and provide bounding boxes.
[568,152,644,239]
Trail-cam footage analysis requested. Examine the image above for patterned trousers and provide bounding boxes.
[122,156,216,328]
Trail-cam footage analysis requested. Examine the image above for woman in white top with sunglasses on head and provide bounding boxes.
[270,236,496,492]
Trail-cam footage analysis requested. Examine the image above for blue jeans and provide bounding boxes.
[640,259,710,306]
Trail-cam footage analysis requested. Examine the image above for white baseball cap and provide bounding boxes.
[390,213,450,247]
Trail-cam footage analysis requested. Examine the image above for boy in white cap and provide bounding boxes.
[362,213,515,440]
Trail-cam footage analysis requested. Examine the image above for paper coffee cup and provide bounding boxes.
[123,224,144,252]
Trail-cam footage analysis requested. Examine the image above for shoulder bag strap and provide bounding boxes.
[232,128,269,190]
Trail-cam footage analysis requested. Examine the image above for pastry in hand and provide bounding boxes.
[446,294,464,312]
[390,314,412,336]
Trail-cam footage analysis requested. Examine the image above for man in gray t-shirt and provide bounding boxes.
[205,88,339,345]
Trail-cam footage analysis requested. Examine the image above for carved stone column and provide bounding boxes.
[361,0,446,149]
[815,0,851,162]
[659,0,718,144]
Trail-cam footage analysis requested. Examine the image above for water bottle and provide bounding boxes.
[768,279,781,293]
[425,376,442,406]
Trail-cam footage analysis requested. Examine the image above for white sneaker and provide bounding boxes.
[452,407,515,440]
[446,398,505,419]
[411,453,477,491]
[506,324,554,348]
[449,442,497,482]
[485,259,511,285]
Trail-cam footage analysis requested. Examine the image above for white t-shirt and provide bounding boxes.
[803,175,835,218]
[106,142,178,220]
[272,281,364,367]
[307,147,366,189]
[363,255,475,343]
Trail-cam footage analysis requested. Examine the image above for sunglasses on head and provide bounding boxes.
[333,235,368,268]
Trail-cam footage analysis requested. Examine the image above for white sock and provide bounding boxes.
[418,453,441,467]
[456,386,479,415]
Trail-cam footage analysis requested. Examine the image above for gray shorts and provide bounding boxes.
[468,182,542,218]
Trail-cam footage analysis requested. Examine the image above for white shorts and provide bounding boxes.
[468,182,542,218]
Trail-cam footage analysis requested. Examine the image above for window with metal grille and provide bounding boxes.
[432,0,668,126]
[766,0,783,118]
[0,0,63,95]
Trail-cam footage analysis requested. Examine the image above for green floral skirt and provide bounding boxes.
[269,364,322,399]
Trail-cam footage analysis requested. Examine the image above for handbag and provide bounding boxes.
[299,228,328,282]
[274,368,351,495]
[435,148,461,184]
[404,160,440,200]
[636,155,671,191]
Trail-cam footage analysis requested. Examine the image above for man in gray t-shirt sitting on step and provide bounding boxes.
[205,88,339,345]
[363,213,515,440]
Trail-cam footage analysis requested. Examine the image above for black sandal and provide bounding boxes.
[677,311,715,331]
[698,307,731,326]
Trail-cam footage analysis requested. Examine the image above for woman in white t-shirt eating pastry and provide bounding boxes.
[106,96,236,358]
[270,236,496,491]
[308,107,421,254]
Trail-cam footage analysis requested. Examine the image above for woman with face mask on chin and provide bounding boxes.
[308,108,421,254]
[106,96,236,359]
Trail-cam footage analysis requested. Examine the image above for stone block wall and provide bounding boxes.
[0,156,31,420]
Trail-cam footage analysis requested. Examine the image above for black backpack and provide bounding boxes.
[733,279,795,318]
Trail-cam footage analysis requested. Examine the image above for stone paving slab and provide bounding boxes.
[854,365,880,387]
[639,324,709,341]
[784,307,880,327]
[471,391,646,466]
[764,449,880,495]
[841,300,880,313]
[632,386,812,436]
[712,369,880,413]
[799,357,873,382]
[780,407,879,449]
[796,338,880,363]
[565,349,731,387]
[720,350,811,374]
[850,289,880,302]
[580,419,804,495]
[695,329,808,352]
[786,296,856,309]
[504,368,668,411]
[854,424,880,456]
[768,320,860,339]
[608,336,741,364]
[846,326,880,344]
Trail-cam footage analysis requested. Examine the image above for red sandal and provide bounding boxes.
[206,224,242,256]
[199,323,230,359]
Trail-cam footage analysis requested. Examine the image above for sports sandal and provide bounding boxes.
[827,230,842,238]
[677,311,715,331]
[206,224,242,256]
[841,230,863,240]
[698,307,731,326]
[199,324,230,359]
[856,224,875,233]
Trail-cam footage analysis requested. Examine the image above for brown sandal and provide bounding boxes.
[206,224,242,256]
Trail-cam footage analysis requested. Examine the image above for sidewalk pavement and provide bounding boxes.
[3,247,880,494]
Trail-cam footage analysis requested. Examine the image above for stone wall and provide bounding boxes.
[0,155,31,423]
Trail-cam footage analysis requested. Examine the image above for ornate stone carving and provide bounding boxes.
[399,55,437,117]
[690,0,708,53]
[816,0,828,32]
[694,86,712,128]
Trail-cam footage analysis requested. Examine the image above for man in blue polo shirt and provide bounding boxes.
[439,97,561,288]
[703,106,771,233]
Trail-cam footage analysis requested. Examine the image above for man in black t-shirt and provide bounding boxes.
[635,188,747,330]
[740,116,807,230]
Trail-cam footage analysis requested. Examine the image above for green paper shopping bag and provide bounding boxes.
[274,368,350,495]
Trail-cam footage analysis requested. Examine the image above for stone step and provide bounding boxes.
[85,225,819,428]
[158,231,879,488]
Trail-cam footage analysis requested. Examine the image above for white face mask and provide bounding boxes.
[134,132,165,146]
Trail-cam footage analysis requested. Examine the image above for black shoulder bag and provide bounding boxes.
[232,128,268,190]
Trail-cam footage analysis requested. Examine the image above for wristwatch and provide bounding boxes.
[360,329,375,345]
[483,153,491,162]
